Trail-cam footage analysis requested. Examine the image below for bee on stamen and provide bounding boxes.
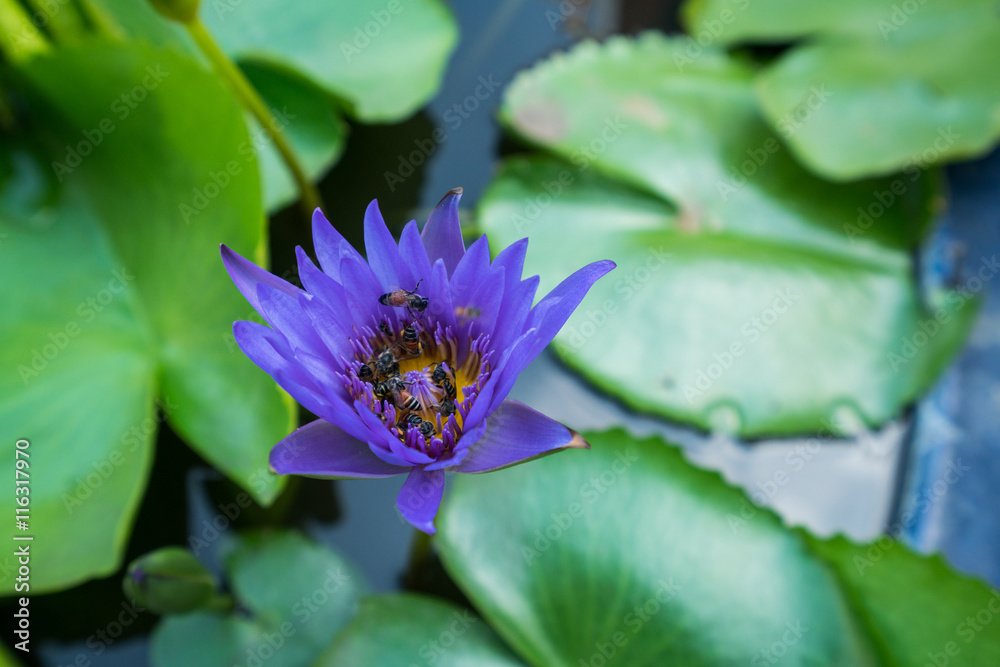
[378,280,428,318]
[440,378,457,400]
[392,387,422,412]
[375,349,399,376]
[400,325,422,356]
[431,362,453,385]
[384,374,408,394]
[358,362,375,382]
[378,321,394,339]
[418,420,435,437]
[437,399,456,416]
[397,413,422,431]
[373,381,390,402]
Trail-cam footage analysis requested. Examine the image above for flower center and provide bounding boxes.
[342,317,492,457]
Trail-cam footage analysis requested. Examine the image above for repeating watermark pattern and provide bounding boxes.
[563,246,671,351]
[383,75,503,192]
[852,458,968,575]
[51,66,170,181]
[545,0,590,30]
[521,449,638,565]
[717,85,832,201]
[845,127,959,244]
[17,267,136,385]
[682,288,799,404]
[749,620,809,666]
[180,106,297,224]
[411,609,478,665]
[61,397,178,515]
[6,0,71,55]
[887,255,998,373]
[578,578,682,667]
[233,567,351,667]
[509,115,629,234]
[877,0,929,39]
[338,0,410,62]
[672,0,752,71]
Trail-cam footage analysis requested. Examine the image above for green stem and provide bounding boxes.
[185,17,322,217]
[403,529,434,588]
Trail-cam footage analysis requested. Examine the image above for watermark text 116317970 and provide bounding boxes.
[13,438,32,652]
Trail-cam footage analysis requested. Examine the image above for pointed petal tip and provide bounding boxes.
[567,429,591,450]
[440,186,463,202]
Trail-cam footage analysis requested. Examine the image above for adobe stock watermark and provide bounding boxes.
[852,458,968,576]
[233,567,352,667]
[563,246,672,351]
[877,0,929,39]
[61,397,178,515]
[6,0,72,56]
[17,266,136,385]
[750,620,810,666]
[887,254,998,373]
[509,115,629,233]
[845,126,959,244]
[521,449,638,565]
[682,288,799,404]
[51,65,170,181]
[672,0,752,70]
[180,106,297,223]
[922,591,1000,667]
[545,0,589,30]
[716,85,832,200]
[578,578,682,667]
[383,74,502,192]
[410,609,478,665]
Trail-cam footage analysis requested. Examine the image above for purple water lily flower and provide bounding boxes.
[221,188,615,533]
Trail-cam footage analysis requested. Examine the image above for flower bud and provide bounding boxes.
[123,547,217,614]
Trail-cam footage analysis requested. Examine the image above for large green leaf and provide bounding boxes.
[315,594,526,667]
[151,532,363,667]
[481,35,976,436]
[201,0,458,122]
[437,430,1000,666]
[0,40,293,592]
[682,0,1000,179]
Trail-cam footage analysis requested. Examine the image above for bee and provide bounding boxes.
[440,378,457,400]
[373,381,390,402]
[357,362,375,382]
[384,374,408,394]
[378,280,428,317]
[400,325,422,356]
[431,362,453,385]
[378,321,394,339]
[398,413,423,430]
[454,306,481,319]
[418,420,435,437]
[437,399,456,416]
[375,349,399,376]
[392,387,422,412]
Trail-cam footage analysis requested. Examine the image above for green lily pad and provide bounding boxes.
[315,594,526,667]
[481,35,977,436]
[0,40,293,593]
[806,533,1000,667]
[682,0,1000,180]
[437,429,1000,666]
[152,532,363,667]
[201,0,458,122]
